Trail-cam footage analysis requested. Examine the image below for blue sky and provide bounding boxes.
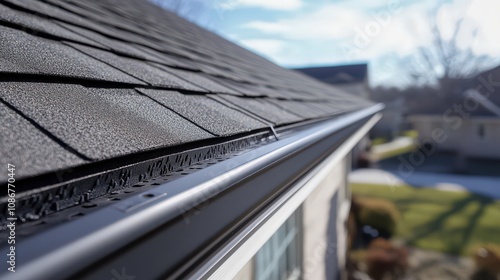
[166,0,500,87]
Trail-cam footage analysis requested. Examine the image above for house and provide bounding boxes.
[295,64,375,167]
[0,1,382,280]
[294,63,369,99]
[409,65,500,165]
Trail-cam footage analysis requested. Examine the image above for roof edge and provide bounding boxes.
[0,104,383,280]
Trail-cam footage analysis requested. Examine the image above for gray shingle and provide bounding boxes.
[0,102,85,182]
[137,89,267,136]
[217,95,303,125]
[0,57,38,74]
[0,4,106,49]
[267,100,328,119]
[0,25,144,83]
[0,83,213,160]
[151,63,237,94]
[133,44,200,71]
[3,0,132,46]
[56,21,156,60]
[66,42,206,90]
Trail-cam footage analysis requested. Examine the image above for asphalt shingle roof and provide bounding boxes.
[137,89,267,136]
[0,25,144,83]
[0,0,373,182]
[218,95,303,125]
[0,83,212,161]
[0,102,85,180]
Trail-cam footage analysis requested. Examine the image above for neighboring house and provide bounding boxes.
[294,63,370,99]
[295,64,374,167]
[370,96,407,140]
[0,1,381,280]
[410,66,500,162]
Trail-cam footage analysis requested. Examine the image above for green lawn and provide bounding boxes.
[351,183,500,256]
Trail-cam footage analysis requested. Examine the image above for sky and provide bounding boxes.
[164,0,500,87]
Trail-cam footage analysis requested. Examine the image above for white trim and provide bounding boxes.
[203,113,381,280]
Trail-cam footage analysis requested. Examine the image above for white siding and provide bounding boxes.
[410,116,500,159]
[302,157,347,280]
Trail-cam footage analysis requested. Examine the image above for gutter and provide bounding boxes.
[0,103,383,280]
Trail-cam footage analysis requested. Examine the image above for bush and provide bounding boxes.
[471,244,500,279]
[355,197,400,238]
[365,238,408,280]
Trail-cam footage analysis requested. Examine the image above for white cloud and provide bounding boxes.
[240,0,500,62]
[217,0,302,11]
[227,0,499,86]
[239,39,286,58]
[242,0,432,63]
[464,0,500,57]
[244,5,367,40]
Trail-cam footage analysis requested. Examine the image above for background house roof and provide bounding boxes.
[405,65,500,117]
[0,0,372,183]
[294,64,368,85]
[295,63,370,98]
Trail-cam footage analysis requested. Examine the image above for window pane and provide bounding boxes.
[254,209,302,280]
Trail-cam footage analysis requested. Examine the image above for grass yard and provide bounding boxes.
[351,183,500,256]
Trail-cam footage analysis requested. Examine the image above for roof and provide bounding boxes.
[407,65,500,117]
[0,1,383,277]
[465,89,500,117]
[0,0,378,242]
[294,63,368,85]
[472,65,500,116]
[0,0,372,184]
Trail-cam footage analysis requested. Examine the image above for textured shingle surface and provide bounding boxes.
[0,83,212,160]
[138,89,267,136]
[0,25,144,83]
[217,95,303,125]
[0,102,85,182]
[67,43,205,90]
[0,0,373,181]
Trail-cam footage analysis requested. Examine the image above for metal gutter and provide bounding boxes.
[193,113,381,280]
[0,103,383,280]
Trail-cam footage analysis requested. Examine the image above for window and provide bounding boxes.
[254,210,302,280]
[478,124,485,139]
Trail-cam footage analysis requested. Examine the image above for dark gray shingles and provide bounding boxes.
[0,25,144,83]
[196,63,248,83]
[3,0,126,42]
[267,100,330,119]
[0,4,106,49]
[215,79,291,98]
[133,44,200,70]
[151,63,237,94]
[55,22,149,60]
[0,102,85,182]
[217,95,303,125]
[0,57,38,74]
[66,42,206,90]
[137,89,267,136]
[0,83,213,160]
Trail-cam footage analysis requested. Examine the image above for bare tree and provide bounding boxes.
[402,8,494,98]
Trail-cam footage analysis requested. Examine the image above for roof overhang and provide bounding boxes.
[0,104,383,280]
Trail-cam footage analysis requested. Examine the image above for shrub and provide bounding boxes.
[471,244,500,279]
[355,197,400,238]
[365,238,408,280]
